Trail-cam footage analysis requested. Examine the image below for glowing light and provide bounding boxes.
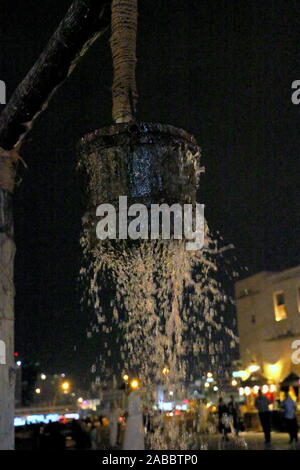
[262,384,269,394]
[162,367,170,375]
[253,385,259,394]
[77,397,83,403]
[239,387,244,396]
[62,381,70,391]
[265,362,282,381]
[248,364,260,373]
[245,387,251,396]
[207,377,214,383]
[16,361,21,367]
[123,374,129,381]
[204,382,210,388]
[175,404,187,411]
[130,379,139,389]
[14,417,26,427]
[158,401,173,411]
[213,386,218,391]
[26,414,44,424]
[169,391,174,396]
[207,372,213,378]
[270,384,276,393]
[45,414,59,423]
[231,379,237,387]
[64,413,79,420]
[233,370,248,380]
[40,374,46,380]
[35,388,41,394]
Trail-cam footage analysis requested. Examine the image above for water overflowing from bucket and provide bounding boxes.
[78,122,239,449]
[79,225,238,448]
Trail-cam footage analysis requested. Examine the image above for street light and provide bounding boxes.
[62,381,70,392]
[35,388,41,394]
[123,374,129,382]
[130,379,139,390]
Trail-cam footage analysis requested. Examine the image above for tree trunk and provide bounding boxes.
[0,0,112,151]
[110,0,138,123]
[0,189,15,450]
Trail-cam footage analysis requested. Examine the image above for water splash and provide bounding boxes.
[78,123,239,449]
[79,221,238,449]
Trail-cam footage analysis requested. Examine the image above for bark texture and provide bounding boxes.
[110,0,138,123]
[0,0,112,152]
[0,190,15,450]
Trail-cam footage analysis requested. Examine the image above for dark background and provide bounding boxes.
[1,0,299,384]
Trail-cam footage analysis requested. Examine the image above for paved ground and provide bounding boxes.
[201,431,300,450]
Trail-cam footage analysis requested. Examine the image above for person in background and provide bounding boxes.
[143,406,153,435]
[218,398,230,441]
[71,419,91,449]
[90,423,97,450]
[280,390,298,447]
[95,418,104,449]
[255,388,271,446]
[109,402,122,448]
[228,395,239,436]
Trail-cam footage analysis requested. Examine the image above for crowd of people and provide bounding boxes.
[15,417,104,450]
[15,388,300,450]
[255,388,298,447]
[216,389,299,448]
[16,390,149,450]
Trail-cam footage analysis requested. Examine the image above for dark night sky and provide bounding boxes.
[1,1,299,384]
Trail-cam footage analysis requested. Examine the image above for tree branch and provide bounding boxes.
[0,0,112,151]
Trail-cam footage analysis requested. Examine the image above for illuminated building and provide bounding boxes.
[235,265,300,385]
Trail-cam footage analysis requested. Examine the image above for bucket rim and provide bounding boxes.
[78,121,198,149]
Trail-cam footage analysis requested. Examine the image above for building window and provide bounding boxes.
[273,291,287,321]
